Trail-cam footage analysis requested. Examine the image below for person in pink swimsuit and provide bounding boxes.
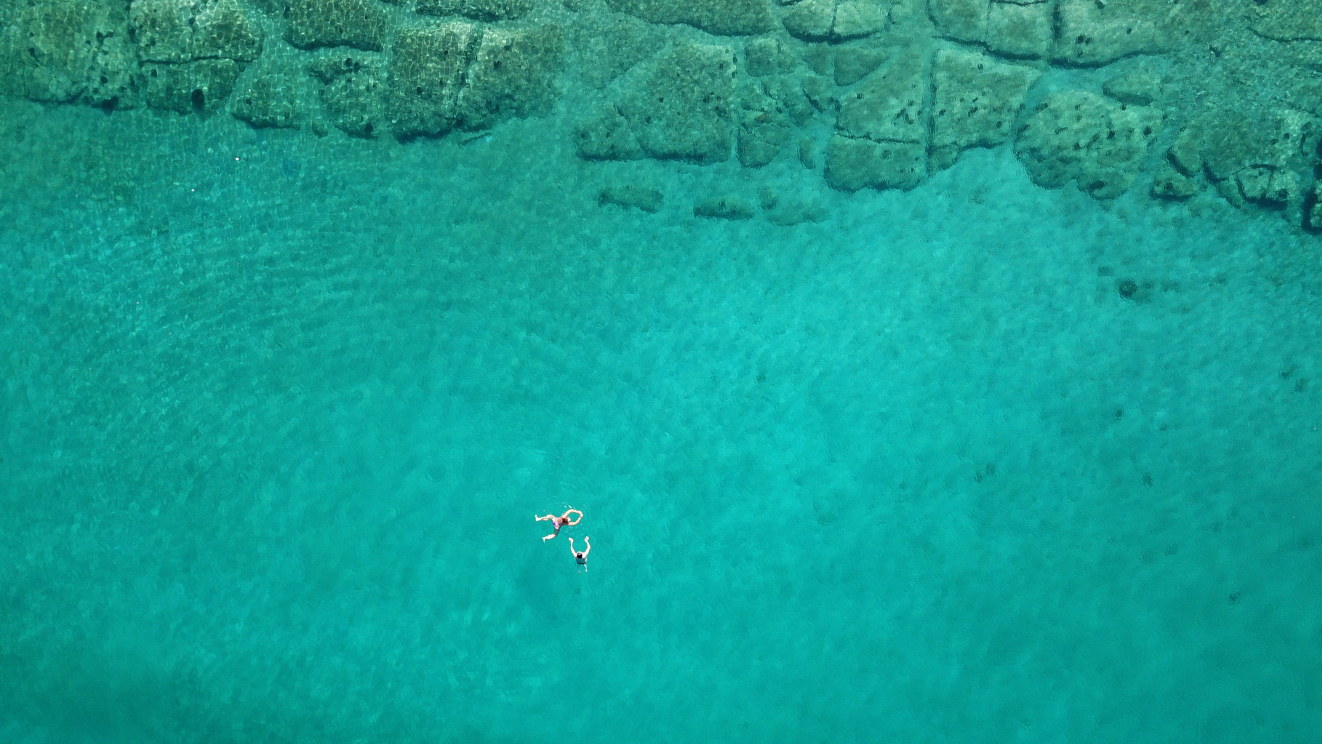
[569,536,590,571]
[535,508,582,541]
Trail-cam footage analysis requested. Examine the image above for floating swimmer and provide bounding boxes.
[535,508,582,542]
[569,536,591,571]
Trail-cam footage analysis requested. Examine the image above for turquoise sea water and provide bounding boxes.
[2,98,1320,743]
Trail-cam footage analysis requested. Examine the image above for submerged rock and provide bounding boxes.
[575,105,644,160]
[600,41,738,163]
[694,194,755,219]
[736,76,814,168]
[310,54,384,137]
[783,0,890,42]
[0,0,139,105]
[1251,0,1322,41]
[824,135,925,191]
[143,59,240,114]
[1052,0,1174,66]
[285,0,389,52]
[1102,68,1164,106]
[131,0,263,64]
[1014,89,1163,199]
[930,47,1040,171]
[416,0,535,21]
[599,184,664,213]
[929,0,988,44]
[606,0,776,36]
[1150,161,1199,200]
[827,44,927,191]
[836,45,927,144]
[985,1,1052,59]
[457,25,566,131]
[232,73,301,128]
[386,23,480,138]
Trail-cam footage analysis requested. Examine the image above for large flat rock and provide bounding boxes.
[1014,89,1163,198]
[310,55,384,137]
[0,0,137,104]
[386,22,481,138]
[285,0,390,52]
[836,45,928,143]
[416,0,534,21]
[1251,0,1322,41]
[824,135,925,190]
[1052,0,1171,66]
[930,47,1040,170]
[457,24,566,130]
[606,0,776,36]
[232,73,301,129]
[783,0,891,42]
[144,58,240,114]
[131,0,263,64]
[614,41,738,163]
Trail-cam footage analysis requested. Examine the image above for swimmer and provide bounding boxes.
[569,536,590,571]
[535,508,582,541]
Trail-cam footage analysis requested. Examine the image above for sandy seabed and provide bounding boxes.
[1,98,1320,744]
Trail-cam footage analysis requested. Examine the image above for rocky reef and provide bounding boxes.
[1,0,1320,230]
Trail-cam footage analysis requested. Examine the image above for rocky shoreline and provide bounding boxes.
[3,0,1320,231]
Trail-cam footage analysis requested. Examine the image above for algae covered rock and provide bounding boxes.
[0,0,138,105]
[1251,0,1322,41]
[1308,183,1322,230]
[930,47,1039,170]
[736,76,813,167]
[606,0,776,36]
[1150,160,1199,200]
[836,46,927,144]
[144,59,240,114]
[569,11,664,88]
[782,0,890,42]
[575,41,737,163]
[1195,108,1314,183]
[694,194,756,219]
[231,73,300,128]
[575,105,644,160]
[833,45,886,86]
[615,41,738,163]
[824,134,925,190]
[383,21,564,137]
[931,0,1065,59]
[599,184,664,212]
[311,54,384,137]
[1173,108,1318,211]
[1052,0,1173,66]
[929,0,988,43]
[386,22,480,138]
[744,37,797,78]
[457,24,565,130]
[286,0,390,52]
[985,1,1052,59]
[1102,68,1163,106]
[417,0,535,21]
[131,0,263,63]
[1014,89,1163,199]
[827,44,928,190]
[1235,167,1298,206]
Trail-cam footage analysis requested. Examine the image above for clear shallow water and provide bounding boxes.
[2,99,1320,743]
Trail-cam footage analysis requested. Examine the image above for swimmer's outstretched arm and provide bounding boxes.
[581,536,590,556]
